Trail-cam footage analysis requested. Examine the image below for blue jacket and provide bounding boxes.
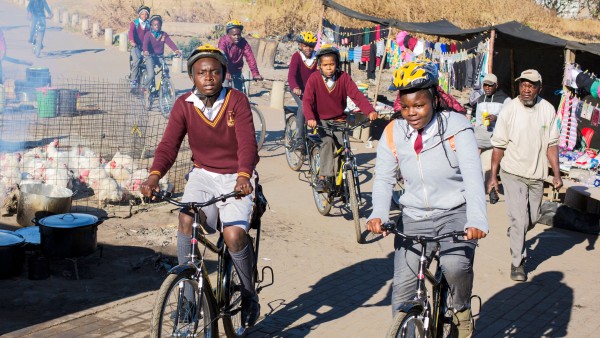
[369,111,489,233]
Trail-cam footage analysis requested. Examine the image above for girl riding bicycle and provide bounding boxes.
[140,44,261,329]
[142,15,181,93]
[128,5,150,88]
[366,62,488,338]
[287,31,318,151]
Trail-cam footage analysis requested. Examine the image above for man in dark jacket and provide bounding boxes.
[472,73,511,151]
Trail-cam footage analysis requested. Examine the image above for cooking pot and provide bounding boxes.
[17,183,73,226]
[15,226,41,251]
[0,230,26,278]
[36,213,102,258]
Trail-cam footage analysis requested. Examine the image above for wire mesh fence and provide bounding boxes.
[0,70,191,218]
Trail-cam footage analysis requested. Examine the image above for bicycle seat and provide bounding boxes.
[284,106,298,115]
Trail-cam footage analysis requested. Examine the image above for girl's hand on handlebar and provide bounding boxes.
[140,175,160,200]
[368,111,378,121]
[465,227,487,240]
[292,88,302,96]
[367,218,389,237]
[307,119,317,128]
[234,176,253,198]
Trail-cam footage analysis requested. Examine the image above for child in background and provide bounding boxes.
[142,15,181,93]
[287,31,318,149]
[218,20,263,92]
[303,45,378,192]
[128,5,150,88]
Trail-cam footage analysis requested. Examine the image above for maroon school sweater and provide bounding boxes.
[287,51,318,92]
[150,89,259,179]
[142,31,178,56]
[302,71,375,121]
[128,21,148,47]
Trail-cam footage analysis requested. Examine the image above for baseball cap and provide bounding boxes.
[483,74,497,85]
[515,69,542,84]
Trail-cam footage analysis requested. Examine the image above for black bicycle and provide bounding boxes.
[32,19,44,58]
[150,190,273,338]
[381,221,479,338]
[298,117,370,243]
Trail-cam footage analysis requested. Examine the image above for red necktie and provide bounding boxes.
[414,129,423,155]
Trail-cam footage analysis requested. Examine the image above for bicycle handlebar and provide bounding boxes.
[382,221,466,243]
[316,118,371,132]
[151,190,239,209]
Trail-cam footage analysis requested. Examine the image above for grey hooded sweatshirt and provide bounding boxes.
[369,111,489,233]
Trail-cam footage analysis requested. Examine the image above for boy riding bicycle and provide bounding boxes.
[140,44,261,328]
[302,44,377,192]
[287,31,318,150]
[128,5,150,88]
[367,62,488,338]
[27,0,53,49]
[142,15,181,93]
[218,20,263,92]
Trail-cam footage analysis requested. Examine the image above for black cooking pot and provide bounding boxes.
[36,213,102,258]
[0,230,26,278]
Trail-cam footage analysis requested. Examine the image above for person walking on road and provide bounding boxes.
[487,69,562,282]
[367,61,488,338]
[472,73,511,152]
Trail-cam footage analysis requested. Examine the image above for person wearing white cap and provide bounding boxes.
[472,73,511,152]
[487,69,563,282]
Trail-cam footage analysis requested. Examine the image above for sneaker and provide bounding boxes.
[511,263,527,282]
[314,178,328,193]
[241,294,260,327]
[452,309,474,338]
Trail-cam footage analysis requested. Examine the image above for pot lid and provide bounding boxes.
[38,213,99,228]
[15,226,41,245]
[0,230,25,246]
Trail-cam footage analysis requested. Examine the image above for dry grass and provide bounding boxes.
[49,0,600,42]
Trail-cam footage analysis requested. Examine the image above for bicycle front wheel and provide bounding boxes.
[223,259,247,337]
[150,272,218,338]
[34,28,42,58]
[310,146,331,215]
[387,309,427,338]
[251,106,266,151]
[284,114,305,171]
[346,169,362,243]
[159,79,175,119]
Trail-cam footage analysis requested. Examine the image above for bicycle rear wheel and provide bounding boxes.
[223,258,247,337]
[284,115,305,171]
[159,78,175,119]
[346,169,362,243]
[150,272,218,338]
[387,309,427,338]
[251,106,266,151]
[310,146,331,215]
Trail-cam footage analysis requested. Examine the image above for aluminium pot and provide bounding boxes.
[17,183,73,227]
[36,213,102,258]
[0,230,26,278]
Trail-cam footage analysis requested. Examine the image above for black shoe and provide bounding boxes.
[510,263,527,282]
[314,178,328,193]
[241,294,260,327]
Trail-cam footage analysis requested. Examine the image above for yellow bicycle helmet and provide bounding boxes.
[296,31,317,47]
[225,20,244,32]
[187,44,228,77]
[393,62,439,91]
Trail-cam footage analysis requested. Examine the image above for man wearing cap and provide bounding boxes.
[487,69,562,282]
[472,73,511,152]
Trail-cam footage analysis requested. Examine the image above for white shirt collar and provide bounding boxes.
[407,115,438,144]
[322,74,336,89]
[300,50,316,67]
[186,88,227,120]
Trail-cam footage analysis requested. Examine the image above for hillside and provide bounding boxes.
[46,0,600,43]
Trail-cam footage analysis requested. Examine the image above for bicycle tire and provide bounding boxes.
[310,146,331,215]
[159,79,175,119]
[150,272,218,338]
[387,309,427,338]
[346,169,362,244]
[434,280,458,338]
[222,258,247,338]
[284,115,305,171]
[34,28,42,58]
[251,106,266,151]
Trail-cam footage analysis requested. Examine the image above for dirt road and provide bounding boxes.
[2,1,600,337]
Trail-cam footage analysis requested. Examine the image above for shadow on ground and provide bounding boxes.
[44,48,105,58]
[526,226,597,272]
[253,253,393,336]
[475,271,572,337]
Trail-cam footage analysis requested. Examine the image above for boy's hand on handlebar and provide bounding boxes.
[368,111,378,121]
[307,119,317,128]
[367,218,389,237]
[234,176,253,198]
[253,75,264,81]
[465,227,487,240]
[140,175,160,200]
[292,88,302,96]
